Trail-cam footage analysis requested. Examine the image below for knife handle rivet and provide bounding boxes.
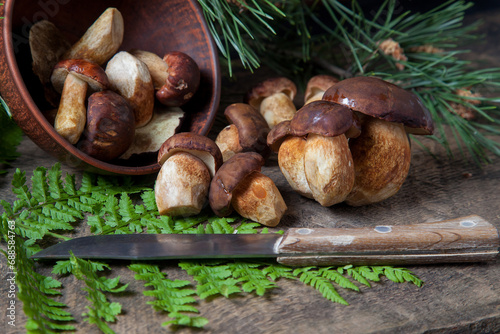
[374,226,392,233]
[460,220,477,227]
[296,228,312,235]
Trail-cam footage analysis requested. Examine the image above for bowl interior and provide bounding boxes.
[7,0,220,174]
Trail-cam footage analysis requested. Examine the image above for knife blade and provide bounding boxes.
[32,215,499,266]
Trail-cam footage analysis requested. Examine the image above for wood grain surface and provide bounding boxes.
[1,2,500,334]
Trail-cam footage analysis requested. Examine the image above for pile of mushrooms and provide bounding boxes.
[268,75,434,207]
[29,7,200,162]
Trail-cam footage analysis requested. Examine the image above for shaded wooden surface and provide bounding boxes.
[2,2,500,334]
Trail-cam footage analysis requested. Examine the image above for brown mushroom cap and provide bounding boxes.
[267,100,361,152]
[245,77,297,110]
[323,76,434,135]
[209,152,265,217]
[304,74,339,104]
[224,103,270,158]
[51,59,110,94]
[156,51,201,107]
[157,132,223,177]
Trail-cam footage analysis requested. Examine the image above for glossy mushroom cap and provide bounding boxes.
[209,152,265,217]
[155,51,201,107]
[323,76,434,135]
[51,59,110,94]
[304,74,339,104]
[157,132,223,177]
[223,103,270,158]
[267,100,361,152]
[244,77,297,110]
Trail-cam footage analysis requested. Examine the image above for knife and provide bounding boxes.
[32,215,499,266]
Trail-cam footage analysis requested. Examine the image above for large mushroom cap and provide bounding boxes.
[323,76,434,135]
[157,132,223,177]
[51,59,110,94]
[209,152,265,217]
[244,77,297,110]
[224,103,270,158]
[267,100,361,152]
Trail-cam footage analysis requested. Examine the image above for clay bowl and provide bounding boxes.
[0,0,220,175]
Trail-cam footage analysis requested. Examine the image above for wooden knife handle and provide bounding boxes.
[276,215,500,266]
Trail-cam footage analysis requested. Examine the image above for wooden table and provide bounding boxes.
[2,3,500,334]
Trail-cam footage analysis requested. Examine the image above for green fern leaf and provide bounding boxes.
[31,167,49,203]
[228,262,277,296]
[130,263,207,328]
[68,254,127,333]
[2,236,75,333]
[319,267,359,292]
[294,267,349,305]
[179,261,241,299]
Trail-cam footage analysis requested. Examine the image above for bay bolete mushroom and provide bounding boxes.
[77,90,135,161]
[130,49,200,107]
[304,74,339,105]
[322,76,434,206]
[245,77,297,128]
[155,133,223,217]
[215,103,270,162]
[50,59,110,144]
[267,100,361,207]
[105,51,155,127]
[63,7,124,66]
[209,152,287,227]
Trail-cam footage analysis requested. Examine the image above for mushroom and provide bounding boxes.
[215,103,270,162]
[267,100,361,207]
[155,133,223,216]
[304,74,339,105]
[323,76,434,206]
[78,90,135,161]
[245,77,297,128]
[50,59,110,144]
[209,152,287,227]
[105,51,155,127]
[130,49,200,107]
[29,20,71,107]
[63,7,124,66]
[119,106,185,160]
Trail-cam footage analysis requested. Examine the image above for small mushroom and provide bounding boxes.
[78,90,135,161]
[215,103,270,162]
[304,74,339,105]
[29,20,71,107]
[267,100,361,207]
[130,49,200,107]
[155,133,223,216]
[63,7,124,66]
[105,51,155,127]
[323,76,434,206]
[50,59,110,144]
[209,152,287,227]
[245,77,297,128]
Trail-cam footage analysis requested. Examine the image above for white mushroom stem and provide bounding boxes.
[304,134,354,207]
[54,73,88,144]
[345,118,411,206]
[278,136,313,198]
[155,152,211,216]
[259,93,296,128]
[63,8,124,66]
[231,171,287,227]
[215,124,242,162]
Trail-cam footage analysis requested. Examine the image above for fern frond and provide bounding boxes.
[67,254,127,333]
[228,262,277,296]
[293,267,349,305]
[179,261,241,299]
[1,235,75,333]
[129,263,208,328]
